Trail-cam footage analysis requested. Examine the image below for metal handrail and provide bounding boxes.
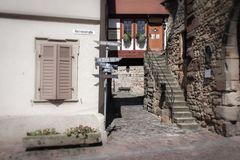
[145,50,175,108]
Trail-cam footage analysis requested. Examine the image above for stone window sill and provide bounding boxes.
[32,99,79,103]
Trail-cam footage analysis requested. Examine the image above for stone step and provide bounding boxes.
[172,111,192,118]
[164,76,177,80]
[160,78,176,83]
[166,85,181,90]
[172,101,187,106]
[174,117,195,123]
[153,70,171,75]
[157,73,173,77]
[154,63,166,66]
[154,64,167,67]
[172,106,189,112]
[153,60,165,64]
[166,90,184,96]
[173,96,185,101]
[159,81,178,86]
[177,122,199,130]
[154,74,173,78]
[157,75,175,80]
[166,95,185,101]
[156,72,170,76]
[152,61,165,64]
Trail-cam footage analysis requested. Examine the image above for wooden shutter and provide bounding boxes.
[57,45,72,99]
[40,44,57,100]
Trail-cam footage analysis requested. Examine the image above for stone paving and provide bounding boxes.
[1,96,240,160]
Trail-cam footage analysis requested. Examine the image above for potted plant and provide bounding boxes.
[123,32,132,43]
[136,32,146,44]
[23,126,102,150]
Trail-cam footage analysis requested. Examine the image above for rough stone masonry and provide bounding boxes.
[146,0,240,136]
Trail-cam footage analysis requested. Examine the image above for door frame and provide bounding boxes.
[147,22,164,51]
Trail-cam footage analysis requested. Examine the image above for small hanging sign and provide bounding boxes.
[204,69,212,78]
[73,29,95,35]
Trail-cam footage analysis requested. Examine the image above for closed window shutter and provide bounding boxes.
[40,44,57,100]
[57,45,72,100]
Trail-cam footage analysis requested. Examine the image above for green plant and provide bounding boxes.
[123,32,132,43]
[65,125,97,138]
[136,32,146,44]
[27,128,60,136]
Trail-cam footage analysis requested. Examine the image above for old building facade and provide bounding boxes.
[149,0,240,136]
[0,0,106,144]
[105,0,169,95]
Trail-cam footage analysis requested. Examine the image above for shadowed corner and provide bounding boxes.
[106,94,144,127]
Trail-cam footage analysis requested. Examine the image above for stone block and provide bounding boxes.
[225,81,240,91]
[228,21,238,34]
[226,36,238,48]
[155,108,162,116]
[187,85,194,92]
[161,115,171,124]
[224,122,240,137]
[225,45,238,58]
[187,60,200,72]
[225,58,239,81]
[187,71,198,80]
[222,91,240,106]
[213,98,221,105]
[215,106,240,121]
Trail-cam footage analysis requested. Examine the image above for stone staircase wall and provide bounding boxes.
[144,52,198,129]
[165,0,240,136]
[144,54,171,123]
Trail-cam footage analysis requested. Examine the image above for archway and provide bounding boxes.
[221,1,240,106]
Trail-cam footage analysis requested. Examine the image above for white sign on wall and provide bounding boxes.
[73,29,95,35]
[204,69,212,78]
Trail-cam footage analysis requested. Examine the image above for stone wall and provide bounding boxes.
[112,66,144,95]
[144,54,172,123]
[165,0,240,136]
[144,57,160,115]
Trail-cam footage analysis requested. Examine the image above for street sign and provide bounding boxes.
[73,29,95,35]
[95,57,122,64]
[94,40,121,46]
[93,74,118,79]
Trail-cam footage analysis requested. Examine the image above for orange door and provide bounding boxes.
[148,24,164,51]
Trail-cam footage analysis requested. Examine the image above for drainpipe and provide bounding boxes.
[104,77,107,128]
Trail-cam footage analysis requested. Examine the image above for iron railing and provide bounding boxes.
[145,50,175,108]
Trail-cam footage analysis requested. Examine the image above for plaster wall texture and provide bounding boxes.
[0,18,103,142]
[0,0,100,20]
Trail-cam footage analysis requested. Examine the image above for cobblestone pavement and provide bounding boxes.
[1,96,240,160]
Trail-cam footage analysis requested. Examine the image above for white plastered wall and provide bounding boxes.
[0,0,100,20]
[0,18,103,143]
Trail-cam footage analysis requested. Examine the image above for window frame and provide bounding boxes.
[34,38,79,102]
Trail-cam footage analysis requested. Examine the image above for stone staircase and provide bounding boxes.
[147,53,198,130]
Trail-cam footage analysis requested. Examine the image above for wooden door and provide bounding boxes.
[148,24,164,51]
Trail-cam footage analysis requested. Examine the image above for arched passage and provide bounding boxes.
[221,1,240,106]
[215,1,240,134]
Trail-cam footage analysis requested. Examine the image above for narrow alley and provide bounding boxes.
[0,0,240,160]
[2,93,240,160]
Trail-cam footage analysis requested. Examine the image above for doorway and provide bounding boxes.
[148,23,164,51]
